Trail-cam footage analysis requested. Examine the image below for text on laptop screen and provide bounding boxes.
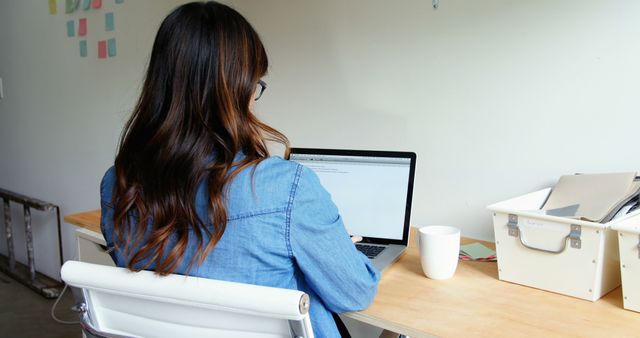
[290,153,411,240]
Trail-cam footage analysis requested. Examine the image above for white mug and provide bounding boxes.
[418,225,460,280]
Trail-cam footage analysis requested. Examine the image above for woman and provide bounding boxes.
[99,2,379,337]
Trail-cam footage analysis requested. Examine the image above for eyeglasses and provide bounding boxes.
[254,80,267,101]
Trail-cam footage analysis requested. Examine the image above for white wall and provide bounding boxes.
[229,0,640,240]
[2,0,640,280]
[0,0,185,279]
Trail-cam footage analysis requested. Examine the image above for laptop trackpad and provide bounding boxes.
[370,244,405,271]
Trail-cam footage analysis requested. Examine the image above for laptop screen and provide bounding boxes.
[289,149,415,244]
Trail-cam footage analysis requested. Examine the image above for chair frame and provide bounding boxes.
[62,261,313,338]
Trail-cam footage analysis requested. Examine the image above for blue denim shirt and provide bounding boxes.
[100,156,380,337]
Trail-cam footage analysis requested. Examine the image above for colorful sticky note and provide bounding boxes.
[65,0,78,13]
[115,0,124,3]
[49,0,57,14]
[82,0,91,10]
[98,40,107,59]
[107,38,116,57]
[66,20,75,37]
[459,243,496,260]
[91,0,102,9]
[78,18,87,36]
[79,40,88,57]
[105,12,114,32]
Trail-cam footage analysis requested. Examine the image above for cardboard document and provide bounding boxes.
[542,172,640,223]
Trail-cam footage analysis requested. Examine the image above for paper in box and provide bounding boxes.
[487,188,623,302]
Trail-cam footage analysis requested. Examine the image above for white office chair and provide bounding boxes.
[60,261,313,338]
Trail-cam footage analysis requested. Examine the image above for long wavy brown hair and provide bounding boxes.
[112,1,288,275]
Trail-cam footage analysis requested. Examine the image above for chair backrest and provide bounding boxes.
[61,261,313,338]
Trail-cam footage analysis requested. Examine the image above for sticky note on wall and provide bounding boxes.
[91,0,102,9]
[107,38,116,57]
[79,40,88,57]
[82,0,91,10]
[66,20,75,37]
[98,40,107,59]
[78,18,87,36]
[49,0,57,14]
[65,0,78,13]
[105,12,115,32]
[115,0,124,3]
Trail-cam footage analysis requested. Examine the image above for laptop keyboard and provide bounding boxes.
[356,244,386,259]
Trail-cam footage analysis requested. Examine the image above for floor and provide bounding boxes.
[0,271,82,338]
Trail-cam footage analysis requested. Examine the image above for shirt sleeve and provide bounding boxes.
[99,166,120,263]
[288,165,381,313]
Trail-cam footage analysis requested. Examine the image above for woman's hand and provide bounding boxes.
[350,235,363,244]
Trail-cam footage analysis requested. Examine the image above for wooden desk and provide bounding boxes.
[65,209,101,233]
[65,210,640,338]
[65,210,114,267]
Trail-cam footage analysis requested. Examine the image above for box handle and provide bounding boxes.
[507,214,581,254]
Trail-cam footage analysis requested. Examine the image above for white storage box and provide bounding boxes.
[487,188,621,301]
[611,217,640,312]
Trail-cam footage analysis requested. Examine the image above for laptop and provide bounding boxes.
[288,148,417,271]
